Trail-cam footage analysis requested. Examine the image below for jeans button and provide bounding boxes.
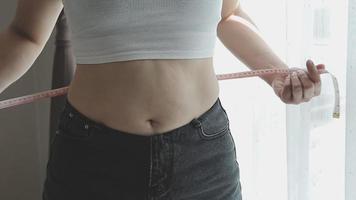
[191,118,201,128]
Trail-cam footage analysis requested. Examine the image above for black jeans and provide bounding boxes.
[42,97,242,200]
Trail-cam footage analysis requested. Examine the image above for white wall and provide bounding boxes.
[0,1,55,200]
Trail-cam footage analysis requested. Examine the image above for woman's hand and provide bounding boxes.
[271,59,325,104]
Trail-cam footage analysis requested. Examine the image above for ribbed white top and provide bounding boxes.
[62,0,223,64]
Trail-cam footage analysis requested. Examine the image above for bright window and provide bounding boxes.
[213,0,349,199]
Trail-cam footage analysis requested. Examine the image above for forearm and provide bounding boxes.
[217,7,289,86]
[0,26,43,93]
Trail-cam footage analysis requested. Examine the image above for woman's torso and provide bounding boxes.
[67,57,220,136]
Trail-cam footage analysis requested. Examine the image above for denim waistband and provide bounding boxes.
[57,96,225,140]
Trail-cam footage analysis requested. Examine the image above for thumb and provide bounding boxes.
[306,59,321,83]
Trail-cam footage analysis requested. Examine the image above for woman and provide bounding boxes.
[0,0,323,199]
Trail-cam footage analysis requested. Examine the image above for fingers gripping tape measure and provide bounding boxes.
[0,69,340,118]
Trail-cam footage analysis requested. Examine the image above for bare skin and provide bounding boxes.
[67,58,220,136]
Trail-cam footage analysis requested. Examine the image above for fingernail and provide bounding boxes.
[317,64,325,70]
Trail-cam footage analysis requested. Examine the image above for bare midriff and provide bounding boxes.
[67,57,220,136]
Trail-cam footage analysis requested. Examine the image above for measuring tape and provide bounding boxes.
[0,68,340,118]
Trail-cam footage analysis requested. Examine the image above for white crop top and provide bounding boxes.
[62,0,223,64]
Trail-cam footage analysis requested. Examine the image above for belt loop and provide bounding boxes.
[84,123,91,136]
[84,124,89,129]
[68,112,74,118]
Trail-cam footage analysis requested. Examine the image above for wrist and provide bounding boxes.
[264,64,289,86]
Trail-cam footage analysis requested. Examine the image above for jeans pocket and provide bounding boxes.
[197,107,230,140]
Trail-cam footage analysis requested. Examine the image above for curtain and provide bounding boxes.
[217,0,348,199]
[49,9,75,143]
[346,0,356,199]
[286,1,347,200]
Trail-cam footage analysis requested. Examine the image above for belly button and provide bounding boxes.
[147,119,158,128]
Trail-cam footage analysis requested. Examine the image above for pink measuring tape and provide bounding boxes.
[0,68,340,118]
